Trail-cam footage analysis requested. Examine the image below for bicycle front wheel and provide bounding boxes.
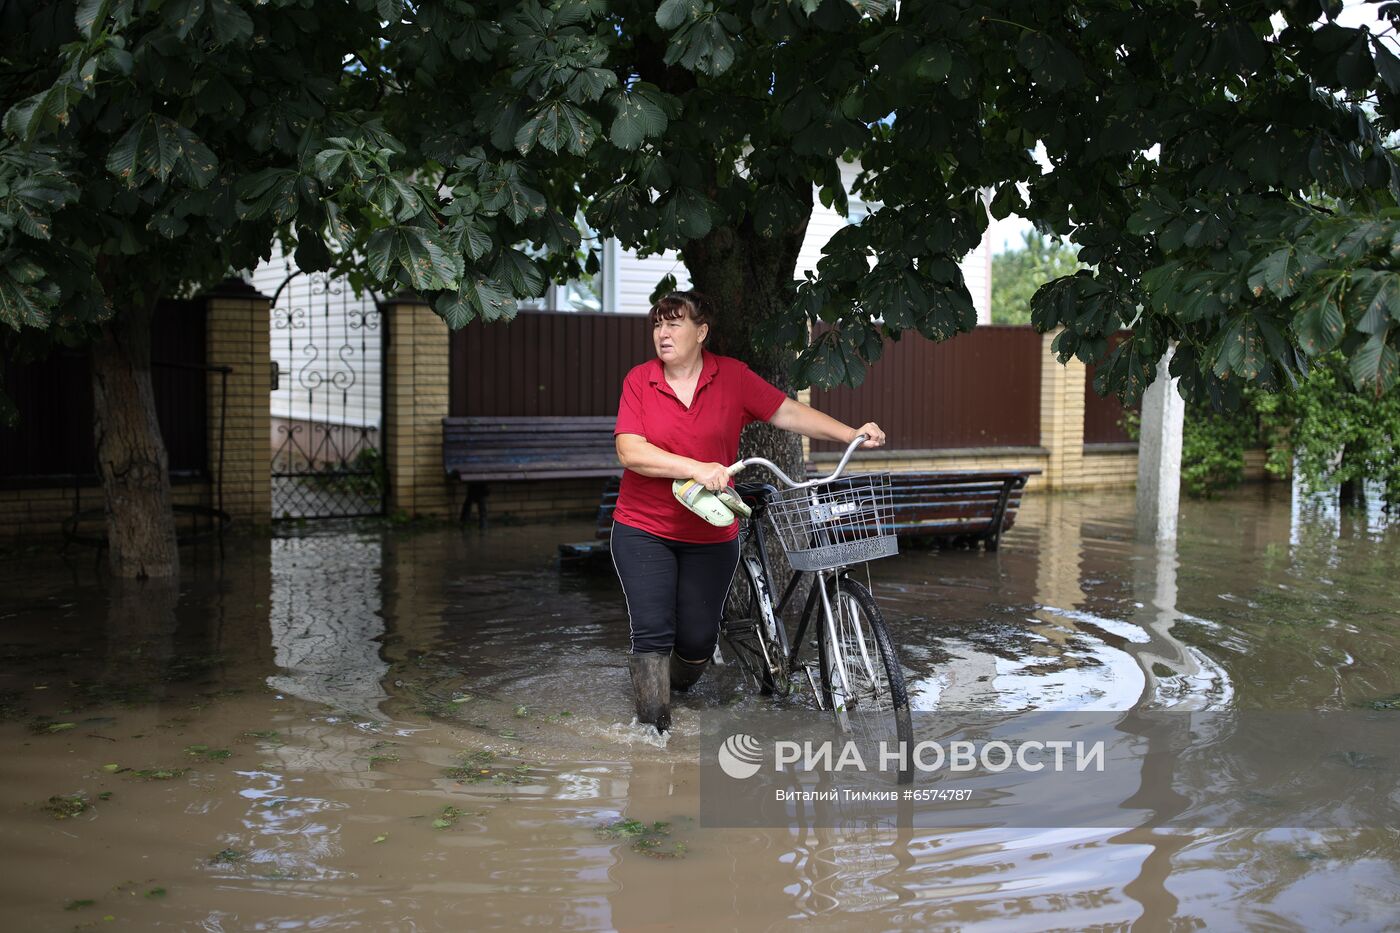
[816,574,913,781]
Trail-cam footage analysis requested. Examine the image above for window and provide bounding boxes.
[517,211,611,312]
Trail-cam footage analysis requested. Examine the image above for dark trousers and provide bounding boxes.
[610,520,741,659]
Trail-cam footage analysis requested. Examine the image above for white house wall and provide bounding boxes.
[613,247,694,315]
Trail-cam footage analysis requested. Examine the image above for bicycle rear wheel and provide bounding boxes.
[720,556,789,696]
[816,574,913,782]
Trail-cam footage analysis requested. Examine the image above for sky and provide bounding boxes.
[989,0,1391,254]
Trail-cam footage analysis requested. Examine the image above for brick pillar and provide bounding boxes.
[381,295,454,519]
[204,278,271,527]
[1038,330,1087,490]
[797,386,812,466]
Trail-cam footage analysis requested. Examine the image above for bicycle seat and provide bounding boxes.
[734,482,778,508]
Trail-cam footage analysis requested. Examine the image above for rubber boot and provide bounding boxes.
[669,651,710,693]
[628,652,671,733]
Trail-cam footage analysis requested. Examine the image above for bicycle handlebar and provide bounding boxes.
[726,433,869,490]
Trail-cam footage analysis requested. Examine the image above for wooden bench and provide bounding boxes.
[879,469,1038,550]
[558,467,1039,560]
[443,416,621,526]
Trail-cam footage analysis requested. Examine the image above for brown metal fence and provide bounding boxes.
[450,310,652,417]
[449,315,1046,453]
[1083,331,1137,445]
[810,326,1043,452]
[0,299,209,485]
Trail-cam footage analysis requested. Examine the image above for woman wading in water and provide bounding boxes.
[611,290,885,732]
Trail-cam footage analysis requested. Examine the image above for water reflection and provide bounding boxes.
[879,494,1225,714]
[1133,541,1234,710]
[1291,470,1398,548]
[266,533,389,718]
[1,486,1398,930]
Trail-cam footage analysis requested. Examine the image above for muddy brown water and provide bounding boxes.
[1,487,1398,931]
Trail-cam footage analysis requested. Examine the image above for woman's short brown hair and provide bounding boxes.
[649,290,711,333]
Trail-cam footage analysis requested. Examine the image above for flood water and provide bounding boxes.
[2,486,1398,931]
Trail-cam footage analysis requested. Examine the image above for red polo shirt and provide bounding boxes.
[613,350,788,543]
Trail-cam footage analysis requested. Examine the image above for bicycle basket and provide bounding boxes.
[764,472,899,571]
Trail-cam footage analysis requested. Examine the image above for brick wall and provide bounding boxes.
[1039,331,1088,490]
[0,481,211,541]
[383,297,455,520]
[205,282,271,526]
[1080,445,1139,488]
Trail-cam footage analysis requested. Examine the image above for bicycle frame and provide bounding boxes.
[737,493,852,680]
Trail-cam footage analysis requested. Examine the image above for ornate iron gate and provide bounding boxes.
[270,271,386,520]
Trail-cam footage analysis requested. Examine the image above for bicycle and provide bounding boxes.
[717,433,913,782]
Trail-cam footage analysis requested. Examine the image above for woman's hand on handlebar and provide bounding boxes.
[853,422,886,449]
[689,461,731,491]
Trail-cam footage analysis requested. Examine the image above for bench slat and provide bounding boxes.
[463,468,621,481]
[444,414,621,490]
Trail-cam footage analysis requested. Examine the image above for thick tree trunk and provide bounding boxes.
[682,216,810,483]
[91,299,180,579]
[683,215,813,619]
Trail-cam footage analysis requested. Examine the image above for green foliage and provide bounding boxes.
[4,0,1400,411]
[1124,352,1400,501]
[1256,354,1400,502]
[991,231,1081,325]
[1122,403,1259,499]
[1181,404,1260,499]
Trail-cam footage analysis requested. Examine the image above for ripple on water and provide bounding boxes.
[0,492,1398,929]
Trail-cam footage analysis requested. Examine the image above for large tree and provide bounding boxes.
[5,0,1400,577]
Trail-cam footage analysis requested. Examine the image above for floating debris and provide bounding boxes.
[432,805,466,829]
[184,745,232,760]
[595,818,687,859]
[132,768,189,781]
[42,794,90,820]
[209,848,246,863]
